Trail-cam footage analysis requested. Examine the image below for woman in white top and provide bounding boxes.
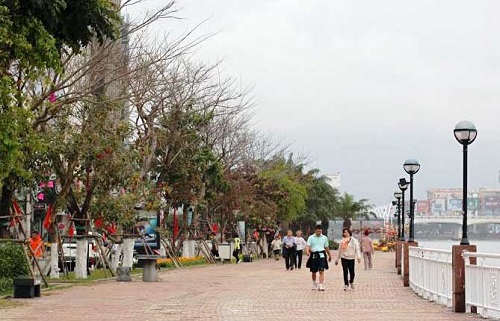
[335,228,361,291]
[294,230,307,269]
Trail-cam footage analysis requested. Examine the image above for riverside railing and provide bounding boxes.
[408,246,453,307]
[463,251,500,319]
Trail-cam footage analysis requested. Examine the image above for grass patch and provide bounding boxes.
[47,268,143,284]
[0,299,23,309]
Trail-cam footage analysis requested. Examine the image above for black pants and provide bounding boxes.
[283,247,296,270]
[233,249,240,262]
[341,258,355,285]
[295,249,303,268]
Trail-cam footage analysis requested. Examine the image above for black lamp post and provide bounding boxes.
[454,121,477,246]
[398,178,408,240]
[403,159,420,242]
[394,191,402,240]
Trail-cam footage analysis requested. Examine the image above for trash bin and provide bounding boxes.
[13,278,41,298]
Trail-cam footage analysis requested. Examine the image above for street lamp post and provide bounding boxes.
[398,178,408,241]
[394,191,402,240]
[454,121,477,246]
[403,159,420,242]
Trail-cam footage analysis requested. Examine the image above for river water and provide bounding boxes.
[417,239,499,254]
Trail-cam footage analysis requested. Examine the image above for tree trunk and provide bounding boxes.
[49,242,60,278]
[110,243,123,273]
[121,238,134,268]
[0,184,13,217]
[182,205,189,238]
[75,239,88,279]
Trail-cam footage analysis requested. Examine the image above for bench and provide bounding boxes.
[13,278,41,298]
[135,255,166,282]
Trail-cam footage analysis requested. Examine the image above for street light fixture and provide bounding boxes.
[403,159,420,242]
[398,178,409,240]
[454,120,477,246]
[394,191,402,240]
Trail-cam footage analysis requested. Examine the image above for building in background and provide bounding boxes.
[425,187,499,216]
[325,172,341,192]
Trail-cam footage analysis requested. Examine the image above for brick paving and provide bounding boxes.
[0,252,482,321]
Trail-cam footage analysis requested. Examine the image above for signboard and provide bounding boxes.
[467,198,479,210]
[33,203,47,210]
[430,198,446,213]
[447,198,462,211]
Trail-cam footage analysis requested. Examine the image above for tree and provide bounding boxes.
[0,0,121,216]
[293,173,339,233]
[336,192,373,230]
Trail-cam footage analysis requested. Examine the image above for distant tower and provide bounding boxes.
[325,172,341,191]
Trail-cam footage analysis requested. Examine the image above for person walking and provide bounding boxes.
[232,234,242,264]
[305,225,332,291]
[270,235,282,260]
[294,230,307,269]
[210,233,220,259]
[282,230,296,271]
[360,230,374,270]
[335,228,361,291]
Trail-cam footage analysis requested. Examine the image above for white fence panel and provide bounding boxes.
[408,246,453,307]
[463,252,500,319]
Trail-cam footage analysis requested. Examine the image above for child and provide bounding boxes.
[270,235,282,260]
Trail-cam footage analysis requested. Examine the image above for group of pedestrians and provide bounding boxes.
[274,224,375,292]
[270,229,307,270]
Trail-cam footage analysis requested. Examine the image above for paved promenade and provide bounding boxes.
[1,252,482,321]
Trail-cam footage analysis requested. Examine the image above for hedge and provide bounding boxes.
[0,243,30,294]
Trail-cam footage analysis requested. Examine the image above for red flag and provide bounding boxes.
[68,223,75,237]
[105,222,116,234]
[43,204,52,230]
[94,218,104,229]
[13,200,23,216]
[9,217,17,227]
[173,208,179,241]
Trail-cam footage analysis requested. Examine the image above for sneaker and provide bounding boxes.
[343,285,348,291]
[238,260,242,264]
[311,282,317,290]
[350,283,355,290]
[318,284,325,291]
[290,267,294,271]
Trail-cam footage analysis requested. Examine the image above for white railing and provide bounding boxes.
[463,252,500,319]
[408,246,453,307]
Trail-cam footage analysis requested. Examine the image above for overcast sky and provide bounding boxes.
[129,0,500,206]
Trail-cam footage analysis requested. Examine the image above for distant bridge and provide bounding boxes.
[414,216,500,226]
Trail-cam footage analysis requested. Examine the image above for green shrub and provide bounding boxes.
[0,243,30,294]
[0,278,12,295]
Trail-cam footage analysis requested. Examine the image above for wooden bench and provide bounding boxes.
[135,255,166,282]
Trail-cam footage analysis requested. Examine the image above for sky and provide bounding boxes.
[128,0,500,206]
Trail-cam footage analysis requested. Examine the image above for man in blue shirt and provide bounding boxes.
[282,230,296,270]
[305,224,332,291]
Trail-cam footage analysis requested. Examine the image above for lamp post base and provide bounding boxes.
[395,240,403,275]
[452,244,476,312]
[403,241,418,287]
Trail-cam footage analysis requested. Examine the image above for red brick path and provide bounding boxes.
[0,252,482,320]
